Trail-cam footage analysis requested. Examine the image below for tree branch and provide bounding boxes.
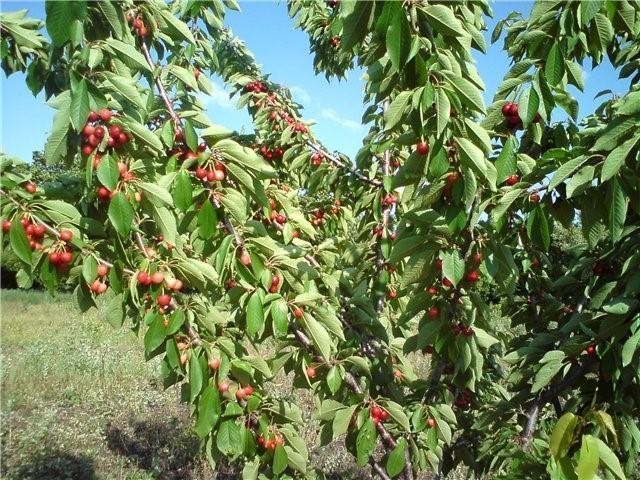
[307,142,382,188]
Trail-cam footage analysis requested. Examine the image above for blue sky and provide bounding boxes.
[0,1,630,162]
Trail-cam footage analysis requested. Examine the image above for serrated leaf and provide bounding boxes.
[9,219,32,265]
[601,136,638,181]
[246,292,264,338]
[550,412,579,459]
[108,192,134,237]
[356,418,376,466]
[442,250,464,287]
[107,39,151,72]
[386,438,406,477]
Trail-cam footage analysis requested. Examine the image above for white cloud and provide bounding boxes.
[321,108,363,131]
[289,85,311,104]
[199,80,235,110]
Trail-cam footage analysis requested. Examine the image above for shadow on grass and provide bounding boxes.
[3,450,96,480]
[105,416,202,479]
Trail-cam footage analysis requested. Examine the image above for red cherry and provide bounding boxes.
[426,287,437,295]
[442,278,453,287]
[393,369,403,378]
[2,220,12,233]
[49,252,61,265]
[151,271,165,285]
[428,307,440,319]
[416,142,429,155]
[434,259,443,271]
[529,193,540,203]
[117,132,129,146]
[195,167,207,179]
[371,406,382,419]
[82,145,94,156]
[235,388,247,401]
[208,358,220,371]
[59,251,72,265]
[218,381,230,393]
[387,290,397,300]
[59,230,73,242]
[446,171,460,185]
[214,168,225,181]
[306,366,316,378]
[137,271,150,285]
[87,111,99,122]
[465,271,479,283]
[198,142,207,152]
[98,108,112,122]
[244,385,254,396]
[97,187,111,201]
[505,175,519,186]
[206,170,216,182]
[293,307,304,319]
[427,418,436,428]
[82,124,95,137]
[239,251,252,266]
[586,345,596,356]
[473,253,482,264]
[94,126,105,139]
[25,183,36,194]
[97,264,109,277]
[87,134,100,147]
[157,294,171,307]
[501,102,513,117]
[108,125,121,138]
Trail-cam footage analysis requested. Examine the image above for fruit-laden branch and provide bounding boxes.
[0,189,131,274]
[308,142,382,188]
[290,323,402,479]
[140,41,182,133]
[522,298,593,451]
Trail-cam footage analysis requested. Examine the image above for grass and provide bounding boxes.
[0,289,375,480]
[0,289,209,480]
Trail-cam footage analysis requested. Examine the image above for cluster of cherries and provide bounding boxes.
[137,270,183,313]
[310,152,324,167]
[96,162,137,202]
[244,80,268,93]
[268,109,308,133]
[257,432,285,451]
[195,162,226,182]
[127,13,148,37]
[48,229,75,270]
[81,109,129,158]
[259,145,285,161]
[372,225,397,240]
[451,322,475,337]
[234,384,255,401]
[89,264,110,294]
[501,102,541,130]
[3,217,47,251]
[453,388,473,408]
[268,274,281,293]
[369,404,390,425]
[310,208,325,226]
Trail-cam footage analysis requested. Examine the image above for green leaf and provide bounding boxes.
[601,136,638,181]
[550,412,579,459]
[124,119,164,152]
[272,444,288,475]
[326,365,342,394]
[216,419,242,456]
[173,171,193,212]
[44,91,71,165]
[82,256,98,283]
[457,137,489,184]
[108,192,134,237]
[197,200,217,240]
[385,91,412,130]
[148,204,177,245]
[189,354,203,402]
[45,1,86,46]
[527,206,550,251]
[496,135,517,183]
[385,401,411,431]
[435,87,450,137]
[608,178,627,242]
[97,1,123,38]
[594,13,614,51]
[594,437,626,479]
[622,329,640,367]
[386,438,406,477]
[194,385,221,438]
[548,155,589,190]
[386,7,411,71]
[97,154,119,191]
[340,0,373,52]
[333,405,358,438]
[144,316,166,353]
[421,5,468,38]
[356,418,377,466]
[69,78,89,132]
[518,87,539,127]
[107,39,151,72]
[246,292,264,338]
[576,435,599,480]
[442,250,464,287]
[9,219,32,265]
[158,9,196,45]
[531,359,563,392]
[581,0,603,25]
[444,71,485,114]
[545,42,564,86]
[565,60,585,91]
[602,298,638,315]
[169,65,198,91]
[300,314,332,362]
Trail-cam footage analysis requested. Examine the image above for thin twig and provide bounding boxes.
[307,142,382,188]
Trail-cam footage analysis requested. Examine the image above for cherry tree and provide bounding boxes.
[1,1,639,479]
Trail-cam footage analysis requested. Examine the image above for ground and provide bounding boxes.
[0,289,372,480]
